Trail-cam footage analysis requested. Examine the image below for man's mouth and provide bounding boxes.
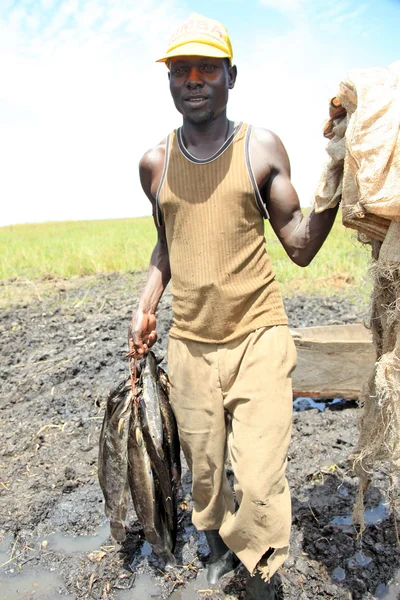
[184,96,208,104]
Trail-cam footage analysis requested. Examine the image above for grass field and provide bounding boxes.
[0,214,372,300]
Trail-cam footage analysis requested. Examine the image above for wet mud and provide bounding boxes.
[1,272,399,599]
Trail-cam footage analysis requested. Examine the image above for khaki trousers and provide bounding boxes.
[167,325,297,580]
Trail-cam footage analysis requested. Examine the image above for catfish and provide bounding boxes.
[98,378,131,542]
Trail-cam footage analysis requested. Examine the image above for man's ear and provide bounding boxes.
[228,65,237,90]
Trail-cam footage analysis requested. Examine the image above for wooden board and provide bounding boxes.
[290,324,376,400]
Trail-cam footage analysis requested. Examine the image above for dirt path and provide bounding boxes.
[0,273,398,599]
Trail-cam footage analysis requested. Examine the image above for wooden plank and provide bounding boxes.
[290,324,376,400]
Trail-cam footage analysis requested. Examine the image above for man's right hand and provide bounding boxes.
[128,310,157,357]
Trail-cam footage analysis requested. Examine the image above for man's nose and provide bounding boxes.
[186,67,203,88]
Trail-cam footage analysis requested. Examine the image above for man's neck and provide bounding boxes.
[181,112,232,159]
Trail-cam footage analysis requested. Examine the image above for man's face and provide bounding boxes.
[168,56,237,124]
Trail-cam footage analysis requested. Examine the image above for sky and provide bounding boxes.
[0,0,399,227]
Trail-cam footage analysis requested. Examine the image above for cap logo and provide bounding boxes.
[169,19,224,44]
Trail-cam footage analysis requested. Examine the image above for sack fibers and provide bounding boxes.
[315,63,400,528]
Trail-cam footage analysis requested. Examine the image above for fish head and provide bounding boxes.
[108,377,131,401]
[143,351,158,382]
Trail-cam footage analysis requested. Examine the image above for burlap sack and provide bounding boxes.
[352,221,400,530]
[378,221,400,266]
[315,61,400,238]
[339,61,400,223]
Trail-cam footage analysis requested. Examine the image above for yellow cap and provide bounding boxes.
[156,13,233,65]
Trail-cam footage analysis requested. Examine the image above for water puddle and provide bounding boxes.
[0,536,14,566]
[115,572,162,599]
[331,501,390,530]
[117,570,213,600]
[347,551,373,568]
[0,526,110,599]
[293,397,344,412]
[332,566,346,582]
[338,486,349,498]
[374,567,400,599]
[45,522,110,554]
[0,568,75,600]
[168,571,212,600]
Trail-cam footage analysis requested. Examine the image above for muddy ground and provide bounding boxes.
[0,272,399,600]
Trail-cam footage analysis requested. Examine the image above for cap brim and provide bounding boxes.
[156,41,231,64]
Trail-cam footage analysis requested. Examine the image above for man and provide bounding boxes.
[128,13,338,599]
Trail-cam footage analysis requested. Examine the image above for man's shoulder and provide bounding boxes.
[249,126,289,168]
[250,126,283,150]
[246,125,290,181]
[139,137,168,175]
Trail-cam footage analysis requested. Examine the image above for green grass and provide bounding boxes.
[0,215,372,299]
[0,218,156,279]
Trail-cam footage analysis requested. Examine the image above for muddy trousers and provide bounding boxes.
[167,325,297,580]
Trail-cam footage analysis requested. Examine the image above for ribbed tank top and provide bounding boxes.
[157,122,288,343]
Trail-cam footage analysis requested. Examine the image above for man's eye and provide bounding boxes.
[173,67,186,76]
[202,65,217,73]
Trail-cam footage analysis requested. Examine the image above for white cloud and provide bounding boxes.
[259,0,368,28]
[8,7,28,29]
[259,0,303,12]
[75,1,105,28]
[312,2,351,22]
[26,14,41,30]
[1,0,14,10]
[41,0,55,10]
[334,3,368,23]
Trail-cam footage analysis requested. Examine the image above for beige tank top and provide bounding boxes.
[157,122,288,343]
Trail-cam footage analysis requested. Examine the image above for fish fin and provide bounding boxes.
[135,427,143,446]
[118,418,125,436]
[145,454,152,474]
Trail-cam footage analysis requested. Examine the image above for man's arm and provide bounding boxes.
[128,143,171,357]
[252,128,339,267]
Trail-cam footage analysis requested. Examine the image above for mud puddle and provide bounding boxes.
[0,536,14,566]
[115,572,162,599]
[331,500,390,530]
[0,525,112,599]
[348,551,373,568]
[45,522,110,554]
[167,571,212,600]
[0,568,75,600]
[332,566,346,582]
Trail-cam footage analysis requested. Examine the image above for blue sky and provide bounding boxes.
[0,0,399,226]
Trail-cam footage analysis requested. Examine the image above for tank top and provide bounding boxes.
[156,122,288,343]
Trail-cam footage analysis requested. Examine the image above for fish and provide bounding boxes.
[99,351,180,562]
[138,352,175,538]
[127,398,175,566]
[157,366,181,491]
[98,377,132,542]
